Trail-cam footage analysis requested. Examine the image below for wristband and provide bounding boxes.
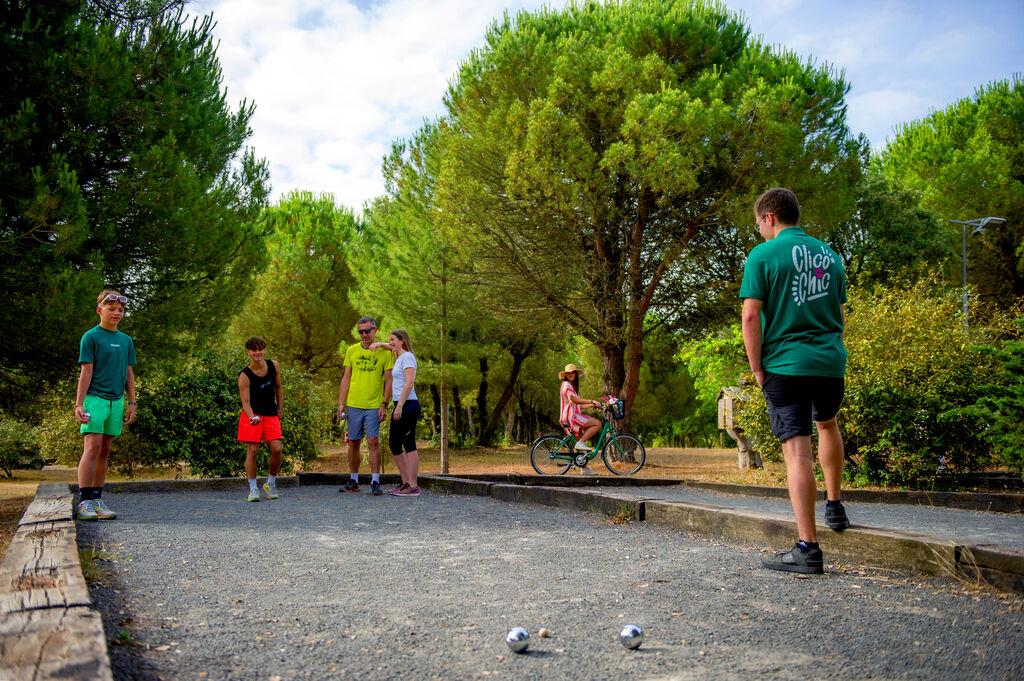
[128,401,136,405]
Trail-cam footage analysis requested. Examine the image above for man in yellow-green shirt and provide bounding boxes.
[337,316,394,495]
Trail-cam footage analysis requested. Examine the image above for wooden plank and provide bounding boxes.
[0,607,113,681]
[0,562,92,615]
[32,483,73,500]
[1,522,79,573]
[18,496,74,526]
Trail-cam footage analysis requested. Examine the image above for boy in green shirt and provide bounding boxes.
[739,188,851,574]
[74,290,137,521]
[336,316,394,496]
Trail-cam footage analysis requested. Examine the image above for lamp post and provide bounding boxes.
[948,216,1007,328]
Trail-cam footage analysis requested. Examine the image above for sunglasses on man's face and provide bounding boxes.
[357,328,375,335]
[101,294,128,304]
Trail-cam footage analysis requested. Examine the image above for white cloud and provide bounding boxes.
[193,0,1024,208]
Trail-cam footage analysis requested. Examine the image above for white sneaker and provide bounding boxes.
[578,466,598,476]
[92,499,117,519]
[247,488,260,502]
[573,441,591,452]
[263,482,279,500]
[77,500,98,520]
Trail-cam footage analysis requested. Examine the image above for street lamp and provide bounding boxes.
[948,216,1007,327]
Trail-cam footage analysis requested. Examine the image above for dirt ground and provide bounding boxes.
[0,445,776,558]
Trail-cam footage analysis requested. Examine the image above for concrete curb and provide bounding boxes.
[0,483,112,681]
[74,476,301,494]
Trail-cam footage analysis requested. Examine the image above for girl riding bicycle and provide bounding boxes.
[558,364,603,474]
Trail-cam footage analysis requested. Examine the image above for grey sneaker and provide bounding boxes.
[578,466,598,476]
[92,499,117,519]
[761,543,824,574]
[370,481,383,496]
[263,482,279,500]
[77,500,98,521]
[247,488,260,502]
[824,502,850,531]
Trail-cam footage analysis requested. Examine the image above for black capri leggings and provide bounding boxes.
[389,399,421,455]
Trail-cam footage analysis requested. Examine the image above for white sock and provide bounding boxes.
[371,473,380,484]
[267,475,276,486]
[350,473,359,482]
[248,479,258,492]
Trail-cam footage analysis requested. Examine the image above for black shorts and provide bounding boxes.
[389,400,421,456]
[762,372,844,443]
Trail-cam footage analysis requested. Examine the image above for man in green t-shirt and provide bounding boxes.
[74,289,138,521]
[336,316,394,496]
[739,188,851,575]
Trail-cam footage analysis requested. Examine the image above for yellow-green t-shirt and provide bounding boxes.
[343,343,395,409]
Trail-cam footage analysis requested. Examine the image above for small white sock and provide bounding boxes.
[371,473,380,484]
[267,475,276,486]
[248,479,258,492]
[350,473,359,482]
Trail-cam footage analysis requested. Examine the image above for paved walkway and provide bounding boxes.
[78,486,1023,681]
[616,484,1024,549]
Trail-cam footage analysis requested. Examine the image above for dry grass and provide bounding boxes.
[308,442,790,483]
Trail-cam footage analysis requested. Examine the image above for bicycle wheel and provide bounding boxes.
[601,433,646,475]
[530,436,573,475]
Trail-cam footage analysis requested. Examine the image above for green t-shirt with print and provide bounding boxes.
[79,325,137,400]
[738,226,847,377]
[343,343,395,409]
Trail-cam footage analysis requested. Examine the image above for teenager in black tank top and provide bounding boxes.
[241,360,278,417]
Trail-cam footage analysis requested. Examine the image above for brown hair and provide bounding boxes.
[244,336,267,351]
[389,329,412,353]
[754,187,801,226]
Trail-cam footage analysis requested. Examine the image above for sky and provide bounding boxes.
[188,0,1024,212]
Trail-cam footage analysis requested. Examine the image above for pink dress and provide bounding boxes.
[559,381,589,436]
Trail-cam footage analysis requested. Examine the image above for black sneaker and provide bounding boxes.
[370,481,383,496]
[824,502,851,531]
[339,480,360,493]
[761,543,824,574]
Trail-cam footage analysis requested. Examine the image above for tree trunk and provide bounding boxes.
[504,400,516,443]
[453,385,465,441]
[476,357,489,434]
[476,343,531,445]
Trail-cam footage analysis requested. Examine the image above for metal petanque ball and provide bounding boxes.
[505,627,530,653]
[619,624,644,650]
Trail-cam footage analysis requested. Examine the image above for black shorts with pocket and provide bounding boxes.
[761,372,845,443]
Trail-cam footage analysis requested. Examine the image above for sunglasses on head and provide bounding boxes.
[357,328,375,335]
[101,293,128,304]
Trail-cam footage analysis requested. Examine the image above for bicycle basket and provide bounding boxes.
[610,399,625,420]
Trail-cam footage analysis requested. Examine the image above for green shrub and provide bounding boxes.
[737,279,1005,487]
[130,348,326,477]
[0,417,42,477]
[958,314,1024,477]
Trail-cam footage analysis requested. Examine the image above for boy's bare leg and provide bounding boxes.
[79,434,114,488]
[781,435,818,543]
[816,418,844,501]
[267,440,283,477]
[245,443,260,480]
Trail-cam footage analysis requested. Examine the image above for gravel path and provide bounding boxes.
[79,486,1024,681]
[618,485,1024,548]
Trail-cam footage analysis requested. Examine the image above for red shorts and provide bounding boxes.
[236,413,282,443]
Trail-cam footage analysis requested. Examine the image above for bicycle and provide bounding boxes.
[529,398,646,475]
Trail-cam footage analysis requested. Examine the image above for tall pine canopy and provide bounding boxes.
[438,0,863,410]
[0,0,270,408]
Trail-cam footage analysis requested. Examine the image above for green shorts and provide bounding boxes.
[81,394,125,437]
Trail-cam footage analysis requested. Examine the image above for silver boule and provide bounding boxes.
[505,626,530,653]
[619,624,644,649]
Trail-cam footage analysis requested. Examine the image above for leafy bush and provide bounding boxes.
[130,348,326,477]
[0,417,42,477]
[39,349,327,478]
[958,314,1024,477]
[737,280,1005,487]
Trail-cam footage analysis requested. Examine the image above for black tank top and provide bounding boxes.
[241,360,278,416]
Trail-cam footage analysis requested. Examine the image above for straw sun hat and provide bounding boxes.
[558,363,583,379]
